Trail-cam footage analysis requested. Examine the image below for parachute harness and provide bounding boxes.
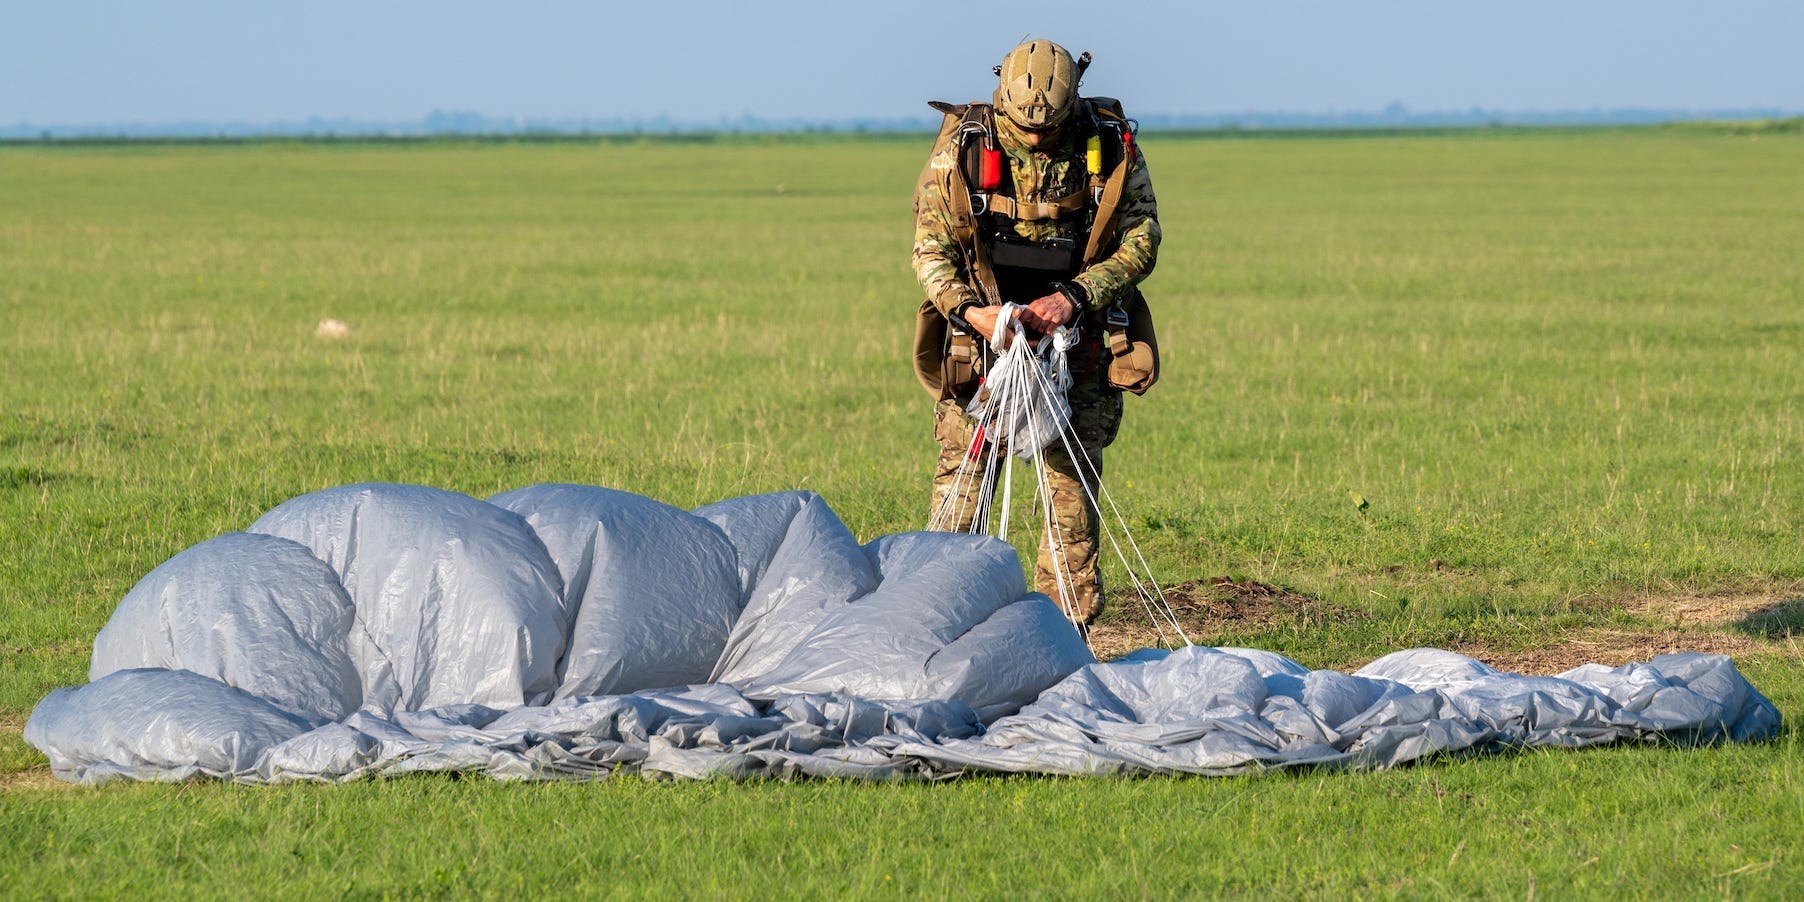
[927,310,1191,650]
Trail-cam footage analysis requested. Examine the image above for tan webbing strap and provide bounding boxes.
[1107,325,1130,355]
[982,188,1089,222]
[1081,142,1132,267]
[969,224,1003,307]
[955,105,1003,306]
[926,103,1003,307]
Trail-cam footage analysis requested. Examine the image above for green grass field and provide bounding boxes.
[2,127,1801,896]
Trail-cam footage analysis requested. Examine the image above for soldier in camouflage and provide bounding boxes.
[912,39,1161,624]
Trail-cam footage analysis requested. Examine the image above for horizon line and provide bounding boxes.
[5,104,1803,140]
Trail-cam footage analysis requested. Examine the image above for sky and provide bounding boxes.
[4,0,1802,125]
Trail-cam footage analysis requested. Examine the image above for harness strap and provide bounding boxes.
[929,97,1135,306]
[1081,133,1132,266]
[981,188,1090,222]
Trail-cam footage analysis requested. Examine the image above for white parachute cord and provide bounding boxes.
[965,427,998,534]
[931,310,1031,535]
[1051,405,1189,646]
[928,399,985,532]
[996,449,1014,540]
[930,376,1003,534]
[929,306,1017,535]
[927,314,1118,650]
[1021,348,1191,647]
[969,402,1000,534]
[1034,447,1085,636]
[983,323,1017,539]
[1015,347,1085,639]
[1027,368,1180,645]
[1055,422,1190,646]
[1020,330,1087,637]
[990,303,1021,347]
[973,440,997,534]
[1049,326,1077,395]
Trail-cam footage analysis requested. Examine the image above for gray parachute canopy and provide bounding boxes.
[27,483,1780,783]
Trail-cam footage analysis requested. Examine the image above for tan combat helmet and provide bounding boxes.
[994,40,1083,130]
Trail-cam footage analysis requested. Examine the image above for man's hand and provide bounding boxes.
[961,305,1012,349]
[1018,290,1077,334]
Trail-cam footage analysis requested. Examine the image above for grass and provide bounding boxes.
[1,128,1801,895]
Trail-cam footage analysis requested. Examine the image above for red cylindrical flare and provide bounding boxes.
[978,146,1002,190]
[967,424,987,460]
[1122,130,1136,164]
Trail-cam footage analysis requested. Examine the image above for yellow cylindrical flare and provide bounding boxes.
[1086,135,1103,175]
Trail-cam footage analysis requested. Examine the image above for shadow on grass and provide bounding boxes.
[1734,599,1804,640]
[0,466,73,490]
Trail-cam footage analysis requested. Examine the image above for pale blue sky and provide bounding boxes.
[4,0,1800,124]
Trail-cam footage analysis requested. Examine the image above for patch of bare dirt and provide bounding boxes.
[1163,577,1334,627]
[0,715,63,793]
[1087,576,1342,662]
[1452,629,1772,676]
[1452,594,1804,675]
[0,641,89,657]
[1621,592,1804,632]
[0,768,67,792]
[1083,624,1159,663]
[1088,585,1804,672]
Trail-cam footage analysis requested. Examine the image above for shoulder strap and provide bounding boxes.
[926,101,1004,307]
[1080,97,1135,267]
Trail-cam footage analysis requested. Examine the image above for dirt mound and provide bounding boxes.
[1160,577,1338,627]
[1087,577,1341,662]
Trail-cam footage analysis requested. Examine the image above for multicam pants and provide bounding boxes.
[930,353,1124,624]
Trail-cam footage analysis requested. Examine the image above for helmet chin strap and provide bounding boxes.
[995,108,1068,141]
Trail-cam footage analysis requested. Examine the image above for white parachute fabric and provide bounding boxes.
[29,669,316,783]
[694,491,882,685]
[90,531,361,724]
[246,484,568,716]
[24,482,1782,784]
[896,646,1783,776]
[488,484,740,698]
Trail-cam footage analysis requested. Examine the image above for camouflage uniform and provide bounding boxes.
[913,112,1161,623]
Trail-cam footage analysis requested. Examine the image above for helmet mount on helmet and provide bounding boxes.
[993,40,1089,132]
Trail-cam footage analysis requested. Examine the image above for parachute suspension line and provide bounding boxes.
[928,313,1187,650]
[1032,443,1084,631]
[1024,362,1192,648]
[1012,347,1077,626]
[997,449,1014,540]
[929,381,1001,534]
[1015,331,1193,648]
[1029,328,1091,633]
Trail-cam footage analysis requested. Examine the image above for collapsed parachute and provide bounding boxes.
[26,483,1780,784]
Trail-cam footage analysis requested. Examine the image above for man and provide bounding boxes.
[911,39,1161,625]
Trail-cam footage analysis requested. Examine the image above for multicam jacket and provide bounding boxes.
[912,110,1161,319]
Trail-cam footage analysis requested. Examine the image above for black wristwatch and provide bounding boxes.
[1048,281,1088,314]
[948,301,980,333]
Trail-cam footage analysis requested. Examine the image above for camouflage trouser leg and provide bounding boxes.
[928,372,1124,625]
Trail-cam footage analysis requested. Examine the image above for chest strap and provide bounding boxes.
[978,187,1090,222]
